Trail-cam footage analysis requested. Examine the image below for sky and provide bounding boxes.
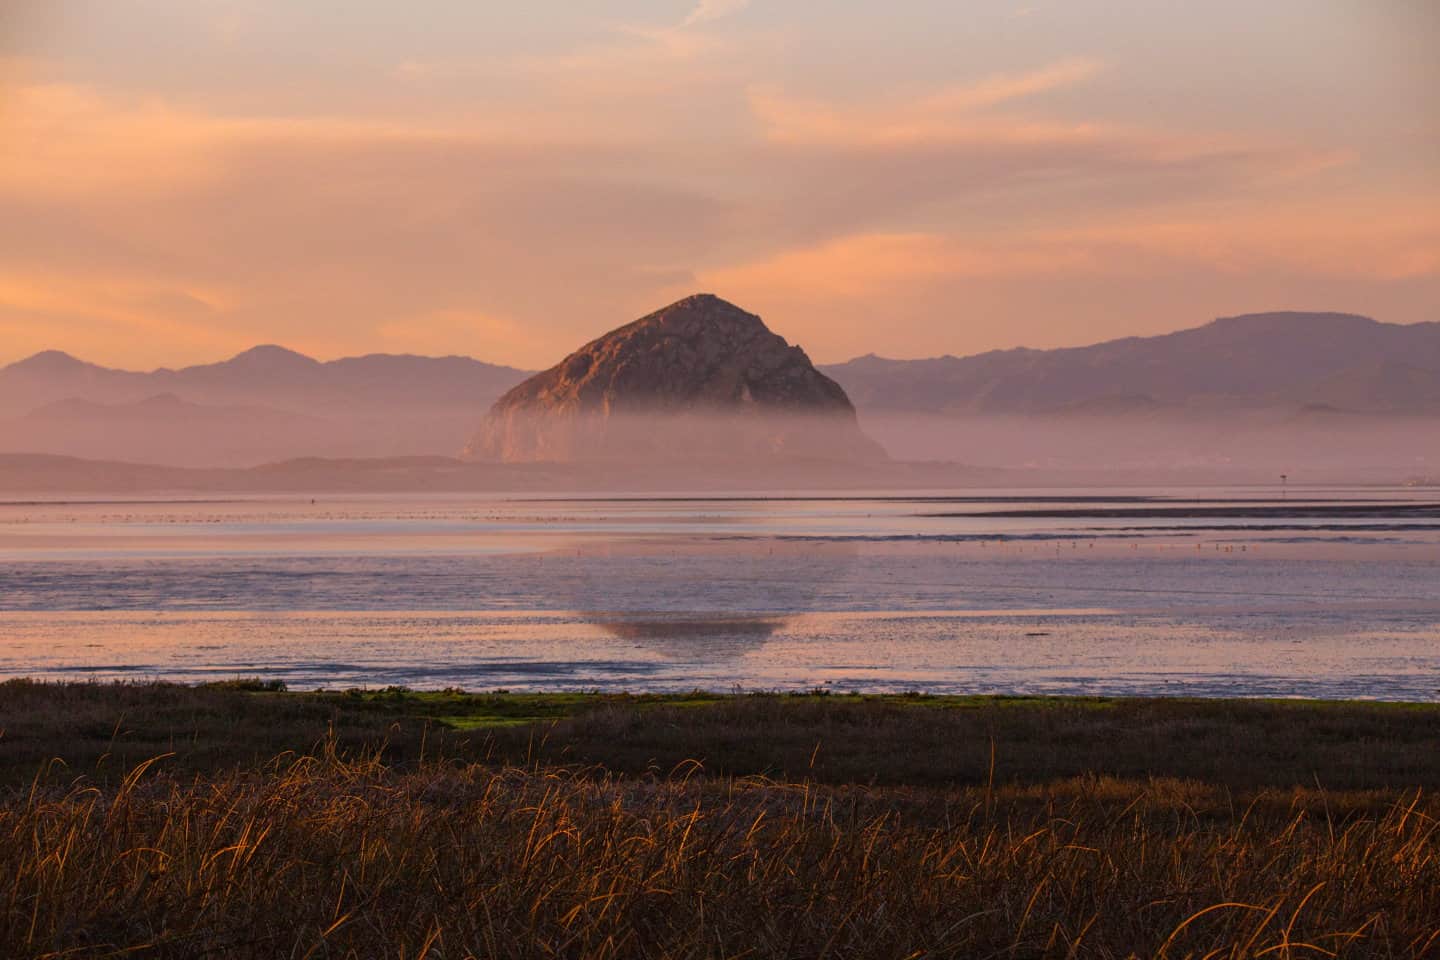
[1,1,1436,370]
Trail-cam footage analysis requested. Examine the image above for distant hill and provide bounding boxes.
[23,393,302,425]
[820,312,1440,415]
[0,452,1001,494]
[0,347,532,467]
[0,346,529,414]
[0,394,336,468]
[5,310,1437,471]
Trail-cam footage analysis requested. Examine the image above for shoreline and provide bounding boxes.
[6,679,1440,790]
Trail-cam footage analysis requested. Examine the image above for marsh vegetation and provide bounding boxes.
[2,682,1438,957]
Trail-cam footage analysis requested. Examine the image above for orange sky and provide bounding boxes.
[1,1,1436,369]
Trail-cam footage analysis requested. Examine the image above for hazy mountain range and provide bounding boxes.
[0,346,528,467]
[821,312,1440,416]
[0,345,525,412]
[1,310,1436,474]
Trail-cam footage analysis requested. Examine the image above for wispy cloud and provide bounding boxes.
[684,0,751,26]
[748,58,1105,146]
[700,200,1440,309]
[1,37,1432,371]
[700,233,1095,301]
[0,268,249,362]
[924,57,1101,111]
[691,202,1440,361]
[0,81,663,201]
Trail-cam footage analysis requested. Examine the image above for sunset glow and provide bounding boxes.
[2,1,1435,368]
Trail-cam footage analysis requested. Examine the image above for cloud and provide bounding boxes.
[749,58,1105,146]
[0,81,683,204]
[0,67,1432,371]
[0,268,252,363]
[1060,205,1440,280]
[705,196,1439,295]
[924,58,1102,112]
[0,82,737,367]
[684,0,751,26]
[689,206,1440,362]
[701,233,1095,299]
[506,24,727,88]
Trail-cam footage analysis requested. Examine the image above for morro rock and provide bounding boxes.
[463,294,883,463]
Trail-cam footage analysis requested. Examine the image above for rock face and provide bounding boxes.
[464,294,883,463]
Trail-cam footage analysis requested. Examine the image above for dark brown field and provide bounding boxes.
[2,681,1438,958]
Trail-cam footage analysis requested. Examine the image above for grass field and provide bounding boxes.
[2,680,1438,958]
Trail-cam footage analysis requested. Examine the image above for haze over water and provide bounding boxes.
[2,487,1437,700]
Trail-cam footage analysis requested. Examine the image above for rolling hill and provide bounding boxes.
[820,312,1440,415]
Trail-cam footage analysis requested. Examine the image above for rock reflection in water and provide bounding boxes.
[565,541,855,662]
[597,616,789,660]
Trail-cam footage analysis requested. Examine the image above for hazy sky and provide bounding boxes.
[1,1,1436,369]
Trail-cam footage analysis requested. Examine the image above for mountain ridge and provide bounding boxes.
[1,345,526,384]
[3,308,1436,471]
[819,311,1440,415]
[8,310,1435,380]
[0,346,534,467]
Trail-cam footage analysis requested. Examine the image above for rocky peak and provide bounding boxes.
[464,295,882,463]
[503,294,852,415]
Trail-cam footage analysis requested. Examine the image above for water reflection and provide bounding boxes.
[567,541,855,660]
[3,491,1438,698]
[596,616,789,659]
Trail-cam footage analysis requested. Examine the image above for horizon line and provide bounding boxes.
[2,307,1416,374]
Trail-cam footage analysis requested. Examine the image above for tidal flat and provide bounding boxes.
[3,488,1439,699]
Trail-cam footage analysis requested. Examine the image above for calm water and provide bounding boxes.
[1,487,1437,699]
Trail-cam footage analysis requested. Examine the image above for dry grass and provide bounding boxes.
[2,683,1439,957]
[6,682,1440,792]
[486,695,1440,791]
[6,757,1440,958]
